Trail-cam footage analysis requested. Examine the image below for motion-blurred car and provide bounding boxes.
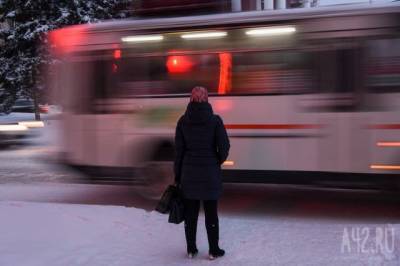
[0,123,30,147]
[11,99,35,113]
[0,99,51,147]
[11,99,50,113]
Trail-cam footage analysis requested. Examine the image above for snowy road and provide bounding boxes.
[0,130,399,221]
[1,142,400,222]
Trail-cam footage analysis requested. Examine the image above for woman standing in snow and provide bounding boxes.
[174,86,230,260]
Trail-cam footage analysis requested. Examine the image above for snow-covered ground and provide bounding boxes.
[0,200,399,266]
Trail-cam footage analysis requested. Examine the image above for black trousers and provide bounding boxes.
[183,198,220,253]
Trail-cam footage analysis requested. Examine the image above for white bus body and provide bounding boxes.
[49,3,400,191]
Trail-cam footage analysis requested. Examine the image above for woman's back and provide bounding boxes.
[180,102,219,165]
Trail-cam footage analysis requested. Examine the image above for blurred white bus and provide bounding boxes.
[48,3,400,195]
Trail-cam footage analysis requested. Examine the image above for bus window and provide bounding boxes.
[366,38,400,93]
[167,54,219,95]
[314,49,358,94]
[115,54,219,97]
[115,56,168,97]
[63,60,100,114]
[85,59,115,114]
[231,51,312,95]
[306,47,363,112]
[93,60,112,100]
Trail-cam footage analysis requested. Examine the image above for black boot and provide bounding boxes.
[209,248,225,260]
[185,221,198,258]
[187,248,198,259]
[206,223,225,260]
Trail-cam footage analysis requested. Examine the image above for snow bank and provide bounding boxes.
[0,201,398,266]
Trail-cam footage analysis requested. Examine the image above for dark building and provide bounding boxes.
[130,0,321,17]
[132,0,231,17]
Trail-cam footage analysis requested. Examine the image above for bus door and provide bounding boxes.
[88,55,158,169]
[61,54,138,169]
[56,59,99,166]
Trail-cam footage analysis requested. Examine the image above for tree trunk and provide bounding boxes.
[33,89,41,121]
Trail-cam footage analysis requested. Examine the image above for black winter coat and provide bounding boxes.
[174,102,230,200]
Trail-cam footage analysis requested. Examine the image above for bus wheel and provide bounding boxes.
[139,161,174,200]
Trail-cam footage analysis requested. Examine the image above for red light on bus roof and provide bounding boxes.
[114,49,121,59]
[166,55,193,73]
[49,25,85,55]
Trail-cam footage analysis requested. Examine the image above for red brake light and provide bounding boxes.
[114,49,121,59]
[166,55,194,73]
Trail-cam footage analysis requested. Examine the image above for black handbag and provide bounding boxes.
[155,185,178,214]
[168,189,185,224]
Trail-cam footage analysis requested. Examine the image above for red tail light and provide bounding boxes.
[39,105,49,113]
